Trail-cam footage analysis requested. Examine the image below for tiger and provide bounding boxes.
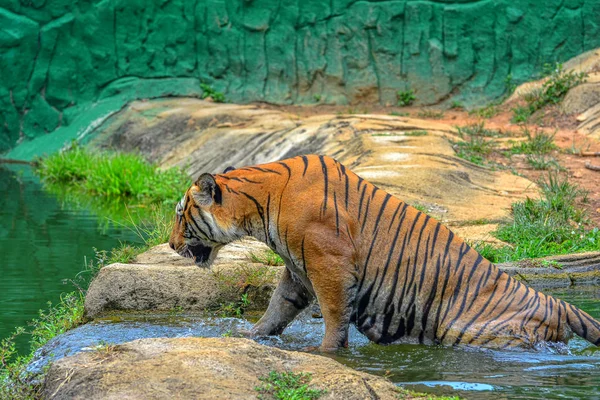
[169,154,600,352]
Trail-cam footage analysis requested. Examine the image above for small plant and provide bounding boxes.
[249,249,285,266]
[411,203,429,214]
[526,154,561,171]
[397,89,416,107]
[200,83,226,103]
[313,94,321,102]
[218,293,251,318]
[541,260,563,269]
[405,130,428,137]
[505,73,517,97]
[510,127,557,155]
[511,105,533,123]
[417,109,444,119]
[107,243,141,264]
[452,132,495,166]
[470,104,499,119]
[389,111,409,117]
[512,63,587,122]
[255,371,326,400]
[450,101,464,110]
[457,122,503,138]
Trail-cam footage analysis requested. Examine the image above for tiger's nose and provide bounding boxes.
[169,241,175,251]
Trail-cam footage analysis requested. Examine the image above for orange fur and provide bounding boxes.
[170,155,600,351]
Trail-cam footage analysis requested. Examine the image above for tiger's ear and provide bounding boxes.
[192,173,222,206]
[223,166,236,173]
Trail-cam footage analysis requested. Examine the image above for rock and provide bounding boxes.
[498,252,600,289]
[42,337,403,400]
[562,82,600,115]
[89,99,536,241]
[85,239,281,318]
[6,2,600,152]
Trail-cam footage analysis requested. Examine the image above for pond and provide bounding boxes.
[0,165,142,353]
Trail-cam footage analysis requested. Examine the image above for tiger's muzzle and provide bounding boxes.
[172,242,214,268]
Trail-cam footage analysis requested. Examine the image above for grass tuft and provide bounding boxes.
[249,249,285,266]
[255,371,326,400]
[1,292,86,399]
[474,173,599,263]
[511,63,587,122]
[397,90,416,107]
[509,127,557,155]
[36,145,190,206]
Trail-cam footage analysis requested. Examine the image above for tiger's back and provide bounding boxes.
[170,154,600,351]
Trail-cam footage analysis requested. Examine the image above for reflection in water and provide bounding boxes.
[0,166,142,353]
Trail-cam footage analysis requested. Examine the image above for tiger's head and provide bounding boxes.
[169,169,240,268]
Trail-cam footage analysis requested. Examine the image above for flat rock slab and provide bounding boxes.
[42,337,403,400]
[85,240,281,318]
[499,252,600,289]
[91,98,537,241]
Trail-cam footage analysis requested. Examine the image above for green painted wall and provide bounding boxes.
[1,0,599,152]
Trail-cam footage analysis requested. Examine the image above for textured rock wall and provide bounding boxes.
[1,0,600,151]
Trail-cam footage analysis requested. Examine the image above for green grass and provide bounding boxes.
[255,371,326,400]
[473,173,599,263]
[511,63,587,122]
[450,101,464,110]
[0,292,86,399]
[36,145,190,206]
[249,249,285,266]
[470,104,500,119]
[389,111,410,117]
[457,122,503,138]
[200,83,226,103]
[417,109,444,119]
[509,127,557,155]
[525,154,562,171]
[397,89,416,107]
[36,145,187,262]
[452,134,495,165]
[405,130,428,137]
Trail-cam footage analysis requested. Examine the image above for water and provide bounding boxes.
[0,165,141,352]
[30,287,600,399]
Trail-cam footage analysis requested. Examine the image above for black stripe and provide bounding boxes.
[301,236,307,272]
[240,191,267,240]
[360,196,371,233]
[357,184,367,219]
[419,252,442,342]
[301,156,309,176]
[454,273,503,345]
[319,156,329,213]
[333,192,340,236]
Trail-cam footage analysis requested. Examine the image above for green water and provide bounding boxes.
[0,165,141,352]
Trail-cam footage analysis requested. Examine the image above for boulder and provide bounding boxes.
[42,337,406,400]
[90,98,537,240]
[85,240,281,318]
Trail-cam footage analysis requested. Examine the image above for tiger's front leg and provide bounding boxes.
[250,266,313,336]
[306,254,357,352]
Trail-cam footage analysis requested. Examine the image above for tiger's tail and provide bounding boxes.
[565,302,600,346]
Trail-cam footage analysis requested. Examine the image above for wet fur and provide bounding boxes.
[169,155,600,351]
